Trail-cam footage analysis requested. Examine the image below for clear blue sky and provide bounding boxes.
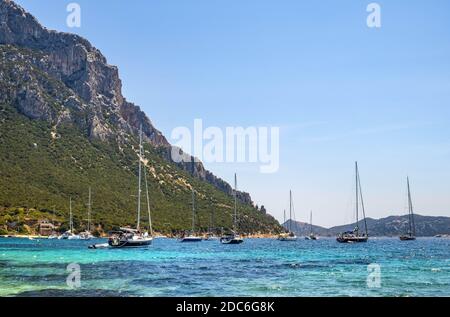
[15,0,450,227]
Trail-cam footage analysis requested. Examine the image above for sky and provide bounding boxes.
[14,0,450,227]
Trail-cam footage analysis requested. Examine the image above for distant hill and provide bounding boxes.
[284,214,450,237]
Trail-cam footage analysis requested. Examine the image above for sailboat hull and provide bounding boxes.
[336,236,368,243]
[278,236,297,241]
[108,237,153,248]
[399,235,416,241]
[220,236,244,244]
[179,236,202,242]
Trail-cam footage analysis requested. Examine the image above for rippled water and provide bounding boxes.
[0,237,448,297]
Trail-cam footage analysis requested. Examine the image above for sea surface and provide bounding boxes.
[0,237,448,297]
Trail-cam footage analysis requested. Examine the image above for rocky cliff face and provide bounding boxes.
[0,0,253,205]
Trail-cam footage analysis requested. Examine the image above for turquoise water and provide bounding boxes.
[0,237,449,297]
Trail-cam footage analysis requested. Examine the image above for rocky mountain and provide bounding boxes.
[0,0,253,204]
[284,214,450,237]
[0,0,281,235]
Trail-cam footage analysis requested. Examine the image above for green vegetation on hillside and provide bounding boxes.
[0,103,281,235]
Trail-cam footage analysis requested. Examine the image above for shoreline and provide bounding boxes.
[1,234,449,239]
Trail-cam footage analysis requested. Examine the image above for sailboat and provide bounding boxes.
[179,188,202,242]
[305,211,317,240]
[59,198,80,240]
[80,187,94,240]
[337,162,369,243]
[220,174,244,244]
[107,125,153,248]
[400,177,416,241]
[278,190,297,241]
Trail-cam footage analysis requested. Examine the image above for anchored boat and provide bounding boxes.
[305,211,317,240]
[59,197,80,240]
[400,177,416,241]
[179,188,202,243]
[80,187,94,240]
[220,174,244,244]
[278,190,297,241]
[106,125,153,248]
[336,162,369,243]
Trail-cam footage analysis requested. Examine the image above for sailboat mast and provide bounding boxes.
[310,210,313,235]
[355,162,359,235]
[407,177,415,236]
[289,190,292,233]
[137,125,142,231]
[234,173,237,233]
[69,197,73,233]
[357,164,368,236]
[144,168,153,237]
[192,188,195,233]
[212,208,215,233]
[88,187,91,232]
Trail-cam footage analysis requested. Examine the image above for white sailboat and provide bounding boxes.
[107,125,153,248]
[180,188,202,242]
[59,197,80,240]
[278,190,297,241]
[220,173,244,244]
[400,177,416,241]
[80,187,94,240]
[337,162,369,243]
